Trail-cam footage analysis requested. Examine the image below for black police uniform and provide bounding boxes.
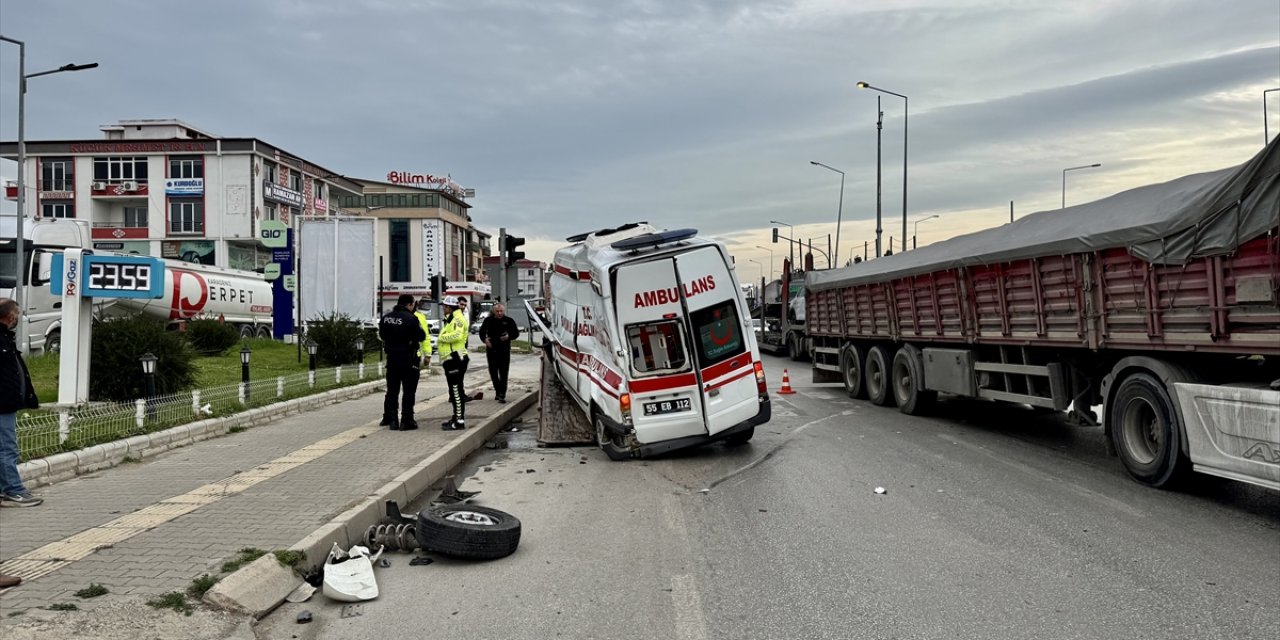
[378,303,426,429]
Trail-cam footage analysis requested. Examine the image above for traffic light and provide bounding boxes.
[430,274,445,301]
[504,234,526,267]
[771,227,779,243]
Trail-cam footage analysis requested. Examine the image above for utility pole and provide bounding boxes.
[875,96,884,258]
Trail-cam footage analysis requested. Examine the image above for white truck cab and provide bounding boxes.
[535,224,770,460]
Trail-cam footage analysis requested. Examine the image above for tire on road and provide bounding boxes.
[864,345,895,407]
[840,343,866,399]
[595,414,631,461]
[1109,371,1188,488]
[891,344,936,415]
[416,504,522,560]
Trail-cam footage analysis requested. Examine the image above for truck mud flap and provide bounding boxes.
[537,347,596,446]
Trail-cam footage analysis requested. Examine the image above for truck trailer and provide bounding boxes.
[805,140,1280,490]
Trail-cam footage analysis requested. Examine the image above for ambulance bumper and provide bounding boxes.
[632,396,771,459]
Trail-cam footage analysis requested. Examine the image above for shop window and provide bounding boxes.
[93,157,149,182]
[41,202,74,219]
[169,156,204,179]
[40,158,74,191]
[170,201,205,235]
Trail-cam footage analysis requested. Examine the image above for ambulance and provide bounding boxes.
[533,223,771,460]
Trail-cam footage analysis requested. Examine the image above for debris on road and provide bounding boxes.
[296,610,313,624]
[340,604,364,619]
[284,582,316,604]
[416,504,522,559]
[321,543,383,602]
[436,475,480,504]
[410,556,434,566]
[874,487,887,495]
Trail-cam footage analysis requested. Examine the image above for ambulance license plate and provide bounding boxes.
[643,398,692,416]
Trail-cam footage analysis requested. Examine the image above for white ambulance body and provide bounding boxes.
[541,224,771,460]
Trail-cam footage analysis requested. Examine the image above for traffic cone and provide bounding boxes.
[778,369,796,395]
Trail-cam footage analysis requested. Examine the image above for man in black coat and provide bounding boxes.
[378,294,427,430]
[0,298,41,510]
[477,303,520,403]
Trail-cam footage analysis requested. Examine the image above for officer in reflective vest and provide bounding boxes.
[378,294,426,430]
[415,297,433,366]
[438,295,471,430]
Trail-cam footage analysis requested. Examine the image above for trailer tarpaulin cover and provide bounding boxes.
[809,139,1280,292]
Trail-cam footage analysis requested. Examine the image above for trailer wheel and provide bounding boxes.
[238,324,254,339]
[786,334,802,361]
[865,345,895,407]
[255,325,272,339]
[415,504,521,560]
[594,414,631,461]
[891,344,936,415]
[840,343,866,399]
[1109,372,1188,488]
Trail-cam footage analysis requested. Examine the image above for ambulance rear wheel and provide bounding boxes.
[865,345,895,407]
[594,415,630,461]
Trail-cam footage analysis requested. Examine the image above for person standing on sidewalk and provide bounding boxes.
[438,295,471,430]
[0,298,41,509]
[415,297,434,372]
[378,294,426,431]
[478,303,520,403]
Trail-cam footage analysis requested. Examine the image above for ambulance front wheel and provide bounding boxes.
[594,414,631,461]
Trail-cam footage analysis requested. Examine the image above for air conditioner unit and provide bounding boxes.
[121,181,139,191]
[91,182,107,190]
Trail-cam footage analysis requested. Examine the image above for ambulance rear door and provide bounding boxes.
[674,247,758,436]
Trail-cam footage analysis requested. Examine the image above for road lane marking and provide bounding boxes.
[671,574,708,640]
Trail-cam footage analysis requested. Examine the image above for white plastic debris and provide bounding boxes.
[285,582,317,603]
[322,543,385,602]
[873,487,887,495]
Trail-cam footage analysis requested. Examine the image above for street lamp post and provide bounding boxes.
[355,336,366,380]
[809,161,845,264]
[1062,163,1102,208]
[0,35,98,353]
[748,259,765,306]
[857,81,908,251]
[139,352,157,423]
[1265,88,1280,146]
[755,245,774,282]
[306,339,318,387]
[769,220,795,267]
[240,345,252,404]
[912,214,939,250]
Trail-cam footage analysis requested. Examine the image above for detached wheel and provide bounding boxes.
[840,343,866,399]
[416,504,521,559]
[595,414,631,461]
[891,344,936,415]
[865,345,895,407]
[1109,372,1188,488]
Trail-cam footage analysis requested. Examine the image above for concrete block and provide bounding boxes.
[290,522,350,571]
[17,458,49,485]
[203,554,300,619]
[122,434,152,455]
[43,452,79,481]
[78,440,128,473]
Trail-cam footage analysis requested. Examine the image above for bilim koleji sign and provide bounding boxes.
[422,219,446,280]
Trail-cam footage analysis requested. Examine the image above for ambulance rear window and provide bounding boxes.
[625,320,688,374]
[690,300,745,367]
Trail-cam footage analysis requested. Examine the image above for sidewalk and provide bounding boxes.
[0,354,542,621]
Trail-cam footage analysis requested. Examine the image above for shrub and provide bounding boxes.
[90,316,197,401]
[304,313,368,366]
[183,317,240,356]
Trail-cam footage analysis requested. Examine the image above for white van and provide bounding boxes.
[535,224,771,460]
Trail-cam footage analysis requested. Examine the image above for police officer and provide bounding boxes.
[415,297,433,368]
[438,295,470,430]
[379,294,426,430]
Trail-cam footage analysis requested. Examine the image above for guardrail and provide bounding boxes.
[16,362,385,461]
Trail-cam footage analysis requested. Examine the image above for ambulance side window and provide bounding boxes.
[625,320,688,374]
[689,300,745,367]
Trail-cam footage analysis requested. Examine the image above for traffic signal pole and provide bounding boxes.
[498,228,507,304]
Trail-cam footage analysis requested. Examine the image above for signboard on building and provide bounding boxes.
[422,219,446,281]
[263,181,304,208]
[93,241,150,255]
[161,240,216,265]
[314,196,328,213]
[164,178,204,196]
[259,220,289,248]
[40,190,74,200]
[386,171,469,199]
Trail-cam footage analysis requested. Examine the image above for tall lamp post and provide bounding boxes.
[748,259,765,307]
[769,220,795,267]
[1062,163,1102,208]
[755,245,774,281]
[912,214,939,250]
[809,161,845,264]
[0,35,98,353]
[857,81,908,251]
[1265,88,1280,146]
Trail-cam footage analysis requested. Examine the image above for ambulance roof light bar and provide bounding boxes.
[566,221,650,243]
[610,228,698,253]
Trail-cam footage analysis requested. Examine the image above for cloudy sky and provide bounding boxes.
[1,0,1277,272]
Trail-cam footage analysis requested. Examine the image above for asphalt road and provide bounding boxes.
[258,353,1280,640]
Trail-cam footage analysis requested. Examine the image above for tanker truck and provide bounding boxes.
[1,219,273,353]
[805,139,1280,490]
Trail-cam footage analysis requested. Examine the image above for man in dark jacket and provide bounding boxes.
[0,298,41,510]
[378,294,427,430]
[477,303,520,403]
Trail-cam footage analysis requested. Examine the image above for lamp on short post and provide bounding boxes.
[140,352,158,422]
[306,339,318,387]
[240,345,252,404]
[355,336,366,380]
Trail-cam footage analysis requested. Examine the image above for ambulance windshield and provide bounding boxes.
[626,320,689,374]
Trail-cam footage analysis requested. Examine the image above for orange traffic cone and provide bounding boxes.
[778,369,796,395]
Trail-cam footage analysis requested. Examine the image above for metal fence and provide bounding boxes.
[15,362,386,462]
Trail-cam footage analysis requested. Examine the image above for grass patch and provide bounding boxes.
[227,426,247,434]
[73,583,109,598]
[187,574,219,599]
[273,550,307,569]
[45,603,79,611]
[120,456,142,464]
[145,591,193,616]
[220,547,267,574]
